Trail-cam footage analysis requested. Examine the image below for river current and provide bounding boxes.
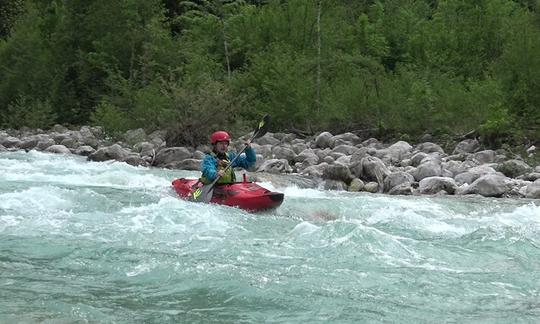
[1,150,539,323]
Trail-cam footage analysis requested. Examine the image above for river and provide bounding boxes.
[1,150,539,322]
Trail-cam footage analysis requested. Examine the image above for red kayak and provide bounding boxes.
[172,178,284,212]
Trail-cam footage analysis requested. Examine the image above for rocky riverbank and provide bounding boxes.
[1,125,539,199]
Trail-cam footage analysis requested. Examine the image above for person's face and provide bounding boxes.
[214,141,229,153]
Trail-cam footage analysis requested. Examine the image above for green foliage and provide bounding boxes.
[160,78,245,146]
[0,3,55,119]
[0,0,539,148]
[0,0,24,39]
[91,75,244,146]
[90,102,132,135]
[478,106,516,147]
[233,43,315,130]
[494,8,540,135]
[1,95,56,129]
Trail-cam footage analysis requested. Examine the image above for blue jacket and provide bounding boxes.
[201,146,256,183]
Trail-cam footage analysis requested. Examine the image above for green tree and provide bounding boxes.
[0,0,24,39]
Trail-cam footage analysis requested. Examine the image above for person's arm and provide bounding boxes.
[231,145,256,169]
[201,155,218,181]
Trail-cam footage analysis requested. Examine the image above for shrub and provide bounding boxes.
[1,95,56,129]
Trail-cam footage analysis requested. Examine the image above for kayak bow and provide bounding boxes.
[172,178,284,212]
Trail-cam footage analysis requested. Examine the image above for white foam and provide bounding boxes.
[258,182,329,199]
[289,221,320,236]
[0,186,73,211]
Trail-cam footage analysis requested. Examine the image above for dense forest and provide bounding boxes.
[0,0,539,147]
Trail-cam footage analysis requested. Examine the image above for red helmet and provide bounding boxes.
[211,131,231,145]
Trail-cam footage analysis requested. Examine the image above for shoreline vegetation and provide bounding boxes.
[1,1,539,199]
[1,125,539,199]
[1,0,539,152]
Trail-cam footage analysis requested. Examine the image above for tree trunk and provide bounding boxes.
[316,0,322,115]
[222,19,231,79]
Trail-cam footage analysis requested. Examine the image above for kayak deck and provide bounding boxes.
[172,178,284,212]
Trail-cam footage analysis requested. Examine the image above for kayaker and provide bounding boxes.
[200,131,256,185]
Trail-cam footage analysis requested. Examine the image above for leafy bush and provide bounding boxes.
[161,79,245,147]
[1,95,56,129]
[90,101,132,135]
[478,106,515,147]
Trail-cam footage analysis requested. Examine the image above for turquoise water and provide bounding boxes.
[1,150,539,323]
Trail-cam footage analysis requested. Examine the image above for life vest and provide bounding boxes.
[201,152,236,185]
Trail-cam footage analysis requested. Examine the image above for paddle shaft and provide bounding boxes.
[190,114,269,203]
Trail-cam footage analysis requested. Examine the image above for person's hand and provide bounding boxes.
[245,139,251,147]
[217,170,225,177]
[218,160,229,167]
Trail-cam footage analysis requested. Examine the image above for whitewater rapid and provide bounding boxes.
[1,150,539,322]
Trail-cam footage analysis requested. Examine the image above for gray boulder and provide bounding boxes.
[323,155,335,164]
[45,145,72,154]
[443,160,478,178]
[410,152,429,167]
[384,172,415,193]
[315,148,332,161]
[148,130,166,147]
[332,144,358,156]
[388,183,414,195]
[124,128,147,145]
[315,132,334,149]
[333,132,362,145]
[292,142,309,154]
[165,158,201,170]
[88,144,130,162]
[376,141,413,165]
[322,162,353,183]
[323,179,348,191]
[60,137,80,149]
[256,133,280,146]
[272,146,296,162]
[251,143,272,158]
[1,136,21,148]
[300,162,329,178]
[453,139,480,154]
[348,178,365,192]
[419,177,457,195]
[19,136,40,150]
[465,174,510,197]
[416,142,445,154]
[349,147,372,164]
[364,182,379,193]
[52,124,69,133]
[497,159,533,178]
[257,159,293,174]
[134,142,156,157]
[74,145,96,156]
[78,127,100,148]
[472,150,496,164]
[192,150,205,160]
[335,155,351,165]
[36,138,56,151]
[153,147,192,166]
[525,180,540,199]
[454,165,498,185]
[295,149,319,165]
[357,156,390,182]
[52,133,70,144]
[518,172,540,182]
[412,159,443,181]
[362,138,384,149]
[123,154,150,167]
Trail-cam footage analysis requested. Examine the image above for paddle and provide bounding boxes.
[189,114,270,203]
